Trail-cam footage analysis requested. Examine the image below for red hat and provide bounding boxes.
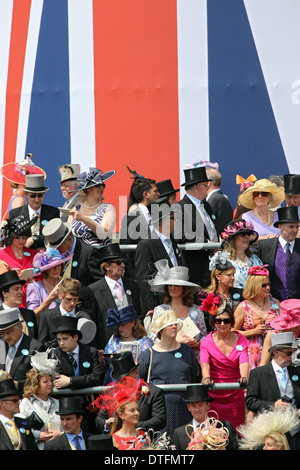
[1,153,46,185]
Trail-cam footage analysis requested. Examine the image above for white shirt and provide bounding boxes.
[279,236,295,253]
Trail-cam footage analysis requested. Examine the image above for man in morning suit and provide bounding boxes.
[172,384,238,450]
[0,379,38,450]
[205,167,233,235]
[254,206,300,301]
[135,201,185,316]
[8,174,59,250]
[81,243,141,350]
[245,332,300,450]
[172,166,218,287]
[94,351,166,434]
[58,164,81,222]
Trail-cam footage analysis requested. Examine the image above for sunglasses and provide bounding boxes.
[109,259,124,266]
[253,191,269,198]
[280,350,294,356]
[261,282,271,288]
[238,231,252,237]
[28,193,44,198]
[214,318,231,325]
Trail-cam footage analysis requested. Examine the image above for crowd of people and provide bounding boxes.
[0,156,300,451]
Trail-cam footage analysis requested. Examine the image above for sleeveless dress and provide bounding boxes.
[71,203,113,247]
[240,299,279,370]
[112,430,148,450]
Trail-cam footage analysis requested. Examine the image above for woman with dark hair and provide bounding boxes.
[199,295,249,430]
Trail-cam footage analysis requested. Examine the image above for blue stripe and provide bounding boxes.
[207,0,288,206]
[25,0,70,208]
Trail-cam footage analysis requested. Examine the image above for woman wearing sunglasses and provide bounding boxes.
[210,219,263,289]
[233,265,280,370]
[199,295,249,431]
[238,179,285,241]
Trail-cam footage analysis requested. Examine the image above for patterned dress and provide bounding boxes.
[239,298,279,370]
[112,430,148,450]
[71,203,113,247]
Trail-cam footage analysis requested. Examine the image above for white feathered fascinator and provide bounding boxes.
[30,349,60,377]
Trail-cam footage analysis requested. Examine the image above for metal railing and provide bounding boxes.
[119,242,222,252]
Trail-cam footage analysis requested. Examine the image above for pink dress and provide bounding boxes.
[112,430,148,450]
[200,331,249,430]
[240,299,279,370]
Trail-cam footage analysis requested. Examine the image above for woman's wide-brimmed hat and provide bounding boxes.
[1,214,38,242]
[70,167,116,192]
[273,206,300,228]
[32,248,72,276]
[1,153,46,185]
[221,219,258,246]
[106,304,140,328]
[238,178,285,210]
[149,310,183,337]
[149,259,201,293]
[270,299,300,330]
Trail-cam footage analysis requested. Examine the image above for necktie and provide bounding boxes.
[6,345,16,372]
[74,435,82,450]
[7,420,19,441]
[68,352,77,371]
[31,211,40,235]
[286,242,292,260]
[165,239,178,267]
[279,368,288,391]
[115,281,124,301]
[198,203,218,242]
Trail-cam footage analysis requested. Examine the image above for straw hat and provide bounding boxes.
[149,259,201,293]
[238,178,285,209]
[149,310,183,337]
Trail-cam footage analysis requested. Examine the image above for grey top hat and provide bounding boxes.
[0,307,23,331]
[149,259,201,293]
[268,332,296,353]
[42,218,72,249]
[25,174,49,193]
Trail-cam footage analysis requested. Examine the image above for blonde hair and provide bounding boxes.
[59,277,81,297]
[205,266,236,293]
[223,237,252,259]
[243,275,269,300]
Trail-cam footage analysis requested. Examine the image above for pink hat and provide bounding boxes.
[270,299,300,330]
[32,248,72,275]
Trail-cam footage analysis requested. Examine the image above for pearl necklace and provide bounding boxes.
[83,201,101,209]
[235,255,250,269]
[255,208,271,226]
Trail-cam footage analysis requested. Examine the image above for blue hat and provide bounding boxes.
[106,304,140,327]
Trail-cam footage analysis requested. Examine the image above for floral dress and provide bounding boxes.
[240,298,279,370]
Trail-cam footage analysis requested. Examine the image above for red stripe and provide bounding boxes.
[92,0,180,229]
[2,0,32,218]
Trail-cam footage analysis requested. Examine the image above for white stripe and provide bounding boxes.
[15,0,44,163]
[177,0,209,195]
[0,0,14,206]
[244,0,300,173]
[68,0,96,169]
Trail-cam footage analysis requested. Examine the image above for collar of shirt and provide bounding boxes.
[279,236,295,251]
[138,202,151,220]
[153,229,168,242]
[59,305,76,317]
[105,276,124,290]
[66,430,83,442]
[272,358,288,375]
[185,193,206,206]
[28,206,41,218]
[68,345,79,357]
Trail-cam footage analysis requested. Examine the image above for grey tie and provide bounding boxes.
[165,239,178,266]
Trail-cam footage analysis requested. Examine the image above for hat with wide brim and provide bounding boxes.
[268,331,296,353]
[111,351,139,381]
[0,307,24,331]
[149,259,201,293]
[58,164,81,183]
[273,206,300,228]
[181,167,212,187]
[70,167,116,192]
[238,178,285,210]
[42,218,72,249]
[106,304,140,328]
[24,174,49,193]
[149,310,183,337]
[32,248,72,276]
[51,315,82,341]
[270,299,300,330]
[221,219,258,247]
[183,384,214,403]
[1,214,38,242]
[1,153,46,186]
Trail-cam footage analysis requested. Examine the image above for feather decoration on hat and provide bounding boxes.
[199,293,222,316]
[30,349,60,376]
[126,165,145,180]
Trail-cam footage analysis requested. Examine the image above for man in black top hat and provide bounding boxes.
[255,206,300,301]
[155,179,179,206]
[81,243,141,350]
[172,166,218,287]
[205,167,233,234]
[172,384,238,450]
[0,307,44,393]
[0,378,38,450]
[8,174,60,250]
[94,351,166,434]
[0,270,38,339]
[44,397,92,450]
[284,174,300,219]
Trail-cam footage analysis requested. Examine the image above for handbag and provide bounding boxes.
[147,348,153,383]
[26,411,45,430]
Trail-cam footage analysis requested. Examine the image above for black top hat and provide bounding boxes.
[0,270,25,292]
[88,435,116,450]
[183,384,214,403]
[181,167,212,187]
[51,316,82,340]
[111,351,139,381]
[156,179,179,198]
[284,174,300,195]
[57,397,85,416]
[274,206,300,227]
[98,243,123,264]
[0,379,21,399]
